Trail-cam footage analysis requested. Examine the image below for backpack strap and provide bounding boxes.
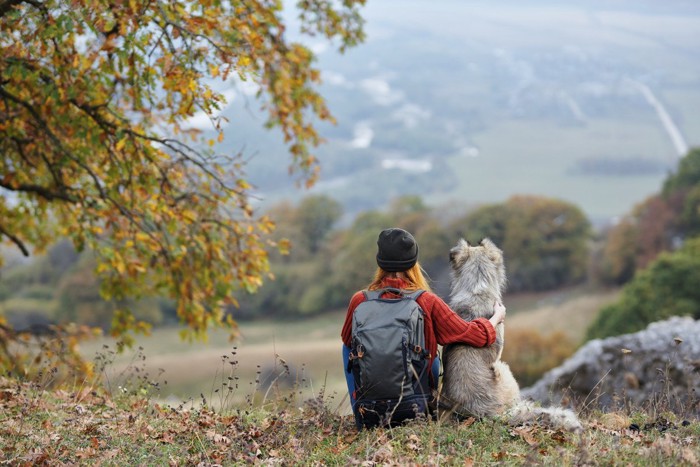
[404,289,425,301]
[363,288,425,301]
[362,289,382,301]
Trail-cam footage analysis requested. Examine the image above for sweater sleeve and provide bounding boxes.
[421,292,496,347]
[341,291,366,347]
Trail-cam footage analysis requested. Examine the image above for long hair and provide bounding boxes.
[367,262,432,292]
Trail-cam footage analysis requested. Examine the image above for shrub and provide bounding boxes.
[452,195,591,292]
[586,237,700,340]
[502,328,577,387]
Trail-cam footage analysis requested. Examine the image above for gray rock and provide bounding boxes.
[522,317,700,413]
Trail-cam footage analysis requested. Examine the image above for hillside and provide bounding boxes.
[1,374,699,465]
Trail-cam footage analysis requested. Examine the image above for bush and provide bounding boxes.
[1,297,56,329]
[586,237,700,340]
[502,328,577,387]
[452,195,591,292]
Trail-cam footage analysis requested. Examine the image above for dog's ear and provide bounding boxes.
[450,238,468,264]
[480,237,495,247]
[449,247,458,264]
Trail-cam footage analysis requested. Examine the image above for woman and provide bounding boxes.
[341,227,506,422]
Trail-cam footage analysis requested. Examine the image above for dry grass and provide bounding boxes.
[77,286,620,413]
[507,287,620,343]
[81,312,350,411]
[1,374,698,466]
[4,284,699,465]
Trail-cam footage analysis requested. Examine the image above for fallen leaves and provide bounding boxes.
[1,376,699,465]
[205,430,231,445]
[406,433,422,452]
[511,426,539,447]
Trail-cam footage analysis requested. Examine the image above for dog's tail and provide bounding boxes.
[506,399,583,432]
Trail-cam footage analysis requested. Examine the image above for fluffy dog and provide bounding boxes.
[439,238,582,432]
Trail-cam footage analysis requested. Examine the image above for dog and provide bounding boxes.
[439,238,582,432]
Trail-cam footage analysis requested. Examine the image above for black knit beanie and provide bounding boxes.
[376,228,419,272]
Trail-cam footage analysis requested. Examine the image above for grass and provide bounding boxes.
[75,285,619,413]
[1,372,698,465]
[1,284,698,465]
[79,312,350,412]
[507,286,621,343]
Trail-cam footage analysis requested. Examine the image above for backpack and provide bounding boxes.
[347,288,431,429]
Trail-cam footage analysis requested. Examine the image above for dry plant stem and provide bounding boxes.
[581,369,612,412]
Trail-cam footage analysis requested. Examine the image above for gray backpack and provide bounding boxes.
[348,288,431,428]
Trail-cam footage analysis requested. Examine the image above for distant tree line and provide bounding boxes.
[2,148,698,343]
[228,193,591,320]
[0,192,591,326]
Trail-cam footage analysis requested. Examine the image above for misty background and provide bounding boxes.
[189,0,700,226]
[2,0,699,407]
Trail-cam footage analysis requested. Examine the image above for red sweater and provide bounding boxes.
[341,277,496,369]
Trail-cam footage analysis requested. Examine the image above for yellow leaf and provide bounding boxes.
[182,210,197,222]
[114,259,125,275]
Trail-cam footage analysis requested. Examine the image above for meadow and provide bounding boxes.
[79,285,620,415]
[4,283,698,465]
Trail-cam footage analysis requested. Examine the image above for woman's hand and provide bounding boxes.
[489,302,506,328]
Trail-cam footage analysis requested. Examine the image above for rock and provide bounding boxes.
[522,317,700,412]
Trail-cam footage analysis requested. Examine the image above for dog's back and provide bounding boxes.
[440,238,582,432]
[440,238,520,417]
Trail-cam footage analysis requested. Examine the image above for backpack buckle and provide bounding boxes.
[351,344,365,359]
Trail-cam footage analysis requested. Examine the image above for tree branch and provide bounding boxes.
[0,0,23,19]
[0,179,76,202]
[0,223,29,256]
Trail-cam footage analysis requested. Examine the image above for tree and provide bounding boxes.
[597,148,700,285]
[296,195,342,255]
[0,0,365,343]
[663,147,700,238]
[599,195,676,285]
[598,218,638,285]
[453,196,591,292]
[586,237,700,340]
[663,148,700,196]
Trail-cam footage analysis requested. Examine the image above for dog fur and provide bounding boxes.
[439,238,582,432]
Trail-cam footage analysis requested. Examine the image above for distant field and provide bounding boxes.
[81,312,351,412]
[433,118,675,223]
[664,89,700,148]
[81,285,619,414]
[506,286,620,343]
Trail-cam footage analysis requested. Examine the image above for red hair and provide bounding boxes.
[367,262,432,292]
